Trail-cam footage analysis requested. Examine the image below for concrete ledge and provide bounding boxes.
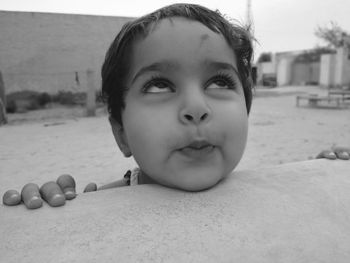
[1,159,350,262]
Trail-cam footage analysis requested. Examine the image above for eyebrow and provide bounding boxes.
[132,60,180,84]
[204,60,239,76]
[132,59,239,84]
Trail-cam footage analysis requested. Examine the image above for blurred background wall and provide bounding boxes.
[0,11,133,94]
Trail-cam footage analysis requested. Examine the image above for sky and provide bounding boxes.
[1,0,350,60]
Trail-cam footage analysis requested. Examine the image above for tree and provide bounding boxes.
[257,52,272,63]
[315,21,350,49]
[295,47,335,63]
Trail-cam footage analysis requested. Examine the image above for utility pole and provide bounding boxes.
[246,0,254,34]
[246,0,252,24]
[0,71,7,125]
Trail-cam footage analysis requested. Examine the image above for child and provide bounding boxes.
[3,4,350,209]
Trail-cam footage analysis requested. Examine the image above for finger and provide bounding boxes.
[3,189,21,206]
[56,174,76,200]
[40,182,66,207]
[333,146,350,160]
[21,183,43,209]
[83,183,97,193]
[334,150,350,160]
[316,150,337,160]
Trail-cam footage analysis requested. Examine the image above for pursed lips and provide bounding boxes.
[178,139,216,159]
[186,140,212,149]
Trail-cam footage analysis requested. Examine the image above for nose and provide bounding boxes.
[179,89,212,125]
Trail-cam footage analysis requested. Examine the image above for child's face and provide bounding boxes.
[112,18,248,191]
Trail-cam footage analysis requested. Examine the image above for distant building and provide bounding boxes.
[257,47,350,88]
[320,47,350,88]
[0,11,134,94]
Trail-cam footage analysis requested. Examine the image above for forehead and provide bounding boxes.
[129,17,237,73]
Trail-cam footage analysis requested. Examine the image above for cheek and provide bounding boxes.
[122,106,174,163]
[214,96,248,132]
[228,115,248,151]
[217,102,248,163]
[228,115,248,166]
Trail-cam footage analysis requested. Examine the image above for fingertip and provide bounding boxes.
[57,174,76,200]
[25,196,43,209]
[316,150,338,160]
[21,183,43,209]
[316,150,335,159]
[84,183,97,193]
[63,187,77,200]
[325,152,337,160]
[40,182,66,207]
[48,193,66,207]
[336,151,350,160]
[3,190,21,206]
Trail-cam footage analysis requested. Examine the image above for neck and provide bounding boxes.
[138,170,156,185]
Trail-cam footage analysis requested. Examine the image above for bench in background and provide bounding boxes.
[296,94,345,108]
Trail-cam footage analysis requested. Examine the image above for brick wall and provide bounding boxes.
[0,11,134,94]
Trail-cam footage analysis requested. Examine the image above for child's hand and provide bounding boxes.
[316,146,350,160]
[83,182,98,192]
[2,174,77,209]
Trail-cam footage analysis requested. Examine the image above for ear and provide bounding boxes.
[109,116,132,157]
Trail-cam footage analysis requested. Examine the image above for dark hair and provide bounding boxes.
[102,3,254,125]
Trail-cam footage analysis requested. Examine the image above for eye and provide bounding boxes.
[143,77,174,93]
[206,73,237,90]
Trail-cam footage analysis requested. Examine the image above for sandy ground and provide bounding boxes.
[1,86,349,194]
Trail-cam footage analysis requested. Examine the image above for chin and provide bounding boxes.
[179,181,221,192]
[171,175,224,192]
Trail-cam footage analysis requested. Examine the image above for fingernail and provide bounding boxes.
[40,182,65,207]
[84,183,97,193]
[339,152,350,159]
[22,183,43,209]
[64,188,76,200]
[57,174,76,200]
[328,152,337,159]
[49,194,66,207]
[26,195,43,209]
[3,190,21,206]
